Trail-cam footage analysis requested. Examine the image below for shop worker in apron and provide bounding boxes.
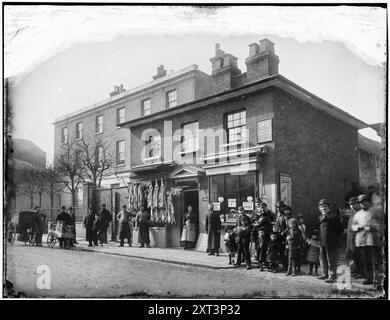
[117,205,133,247]
[182,205,197,249]
[135,205,151,248]
[205,203,222,256]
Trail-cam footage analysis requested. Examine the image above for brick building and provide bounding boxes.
[54,38,371,249]
[120,39,367,249]
[53,64,213,208]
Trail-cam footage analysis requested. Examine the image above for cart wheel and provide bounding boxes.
[47,233,57,248]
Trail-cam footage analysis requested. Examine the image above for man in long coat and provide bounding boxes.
[99,204,112,244]
[117,205,134,247]
[83,207,95,247]
[135,205,151,248]
[205,203,222,256]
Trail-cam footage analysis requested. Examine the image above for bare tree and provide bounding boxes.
[40,165,64,219]
[55,138,85,208]
[14,164,39,209]
[76,136,115,188]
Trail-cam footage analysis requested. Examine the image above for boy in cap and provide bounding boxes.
[234,214,252,269]
[317,199,343,283]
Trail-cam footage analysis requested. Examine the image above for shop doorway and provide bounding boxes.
[182,190,199,243]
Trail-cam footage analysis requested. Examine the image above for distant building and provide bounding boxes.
[7,138,55,212]
[358,133,381,188]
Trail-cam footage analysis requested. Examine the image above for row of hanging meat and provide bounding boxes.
[128,179,176,224]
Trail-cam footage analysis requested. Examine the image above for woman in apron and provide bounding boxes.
[181,205,197,249]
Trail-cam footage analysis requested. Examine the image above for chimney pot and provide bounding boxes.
[259,38,275,54]
[153,65,167,80]
[248,43,260,57]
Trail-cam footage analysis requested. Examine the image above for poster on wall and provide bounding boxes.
[228,199,237,207]
[280,173,292,206]
[243,201,254,211]
[213,202,221,211]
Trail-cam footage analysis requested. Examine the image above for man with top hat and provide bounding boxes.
[351,194,379,285]
[317,199,343,283]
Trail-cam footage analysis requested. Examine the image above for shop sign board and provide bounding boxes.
[228,198,237,208]
[213,202,221,211]
[257,119,273,143]
[243,201,254,211]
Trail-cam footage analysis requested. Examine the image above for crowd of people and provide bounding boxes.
[209,188,385,286]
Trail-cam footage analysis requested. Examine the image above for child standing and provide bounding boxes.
[285,219,303,276]
[234,215,252,269]
[266,232,281,272]
[297,214,307,273]
[306,229,320,275]
[257,228,269,271]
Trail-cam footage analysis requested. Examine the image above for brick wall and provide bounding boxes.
[273,90,359,229]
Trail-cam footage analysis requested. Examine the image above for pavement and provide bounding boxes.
[78,239,231,269]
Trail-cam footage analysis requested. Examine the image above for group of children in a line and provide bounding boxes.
[224,205,320,276]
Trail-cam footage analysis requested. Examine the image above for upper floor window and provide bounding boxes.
[75,150,82,165]
[76,122,83,140]
[142,99,151,116]
[145,134,161,159]
[95,146,103,163]
[182,121,199,153]
[166,89,177,108]
[61,127,68,144]
[117,107,125,125]
[96,115,103,134]
[226,110,247,143]
[116,140,125,165]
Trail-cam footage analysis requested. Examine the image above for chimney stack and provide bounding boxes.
[110,84,126,97]
[210,43,241,94]
[153,65,167,80]
[245,38,279,82]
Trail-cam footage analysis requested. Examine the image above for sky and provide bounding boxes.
[5,5,386,164]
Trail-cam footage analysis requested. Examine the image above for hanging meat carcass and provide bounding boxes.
[138,183,144,209]
[152,180,160,222]
[158,179,167,223]
[147,183,154,222]
[166,191,176,224]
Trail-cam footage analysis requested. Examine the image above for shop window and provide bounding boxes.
[142,99,151,116]
[209,173,255,215]
[226,110,246,143]
[167,89,177,108]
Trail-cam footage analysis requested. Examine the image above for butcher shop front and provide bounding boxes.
[128,156,264,251]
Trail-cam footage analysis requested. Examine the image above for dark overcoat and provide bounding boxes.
[205,210,222,251]
[83,214,95,242]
